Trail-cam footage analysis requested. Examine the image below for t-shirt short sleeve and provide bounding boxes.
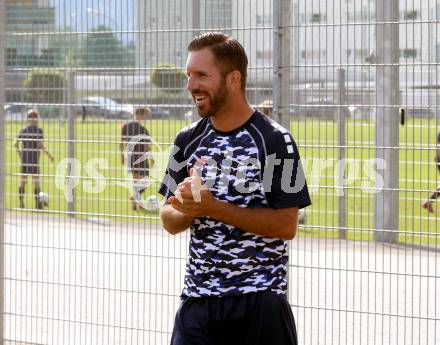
[121,123,128,140]
[264,132,311,209]
[121,122,150,145]
[143,127,151,143]
[18,126,43,144]
[158,131,189,200]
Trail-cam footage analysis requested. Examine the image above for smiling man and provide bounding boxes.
[159,32,311,345]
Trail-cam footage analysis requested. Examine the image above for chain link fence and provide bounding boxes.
[1,0,439,344]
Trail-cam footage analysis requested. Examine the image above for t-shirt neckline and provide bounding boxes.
[209,111,258,135]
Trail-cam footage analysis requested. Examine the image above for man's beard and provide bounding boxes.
[195,79,228,118]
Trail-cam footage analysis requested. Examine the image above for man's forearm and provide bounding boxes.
[160,204,194,235]
[207,200,298,240]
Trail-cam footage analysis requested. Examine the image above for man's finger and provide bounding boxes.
[179,190,194,199]
[190,167,198,177]
[170,202,191,215]
[174,190,183,203]
[177,181,191,193]
[176,184,192,196]
[191,180,208,202]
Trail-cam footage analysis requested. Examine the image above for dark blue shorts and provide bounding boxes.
[171,291,297,345]
[20,162,40,175]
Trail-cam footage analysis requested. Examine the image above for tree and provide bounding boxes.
[151,63,187,93]
[49,26,82,67]
[81,25,125,67]
[23,69,66,104]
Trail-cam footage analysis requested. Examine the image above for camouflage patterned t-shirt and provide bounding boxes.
[159,111,311,297]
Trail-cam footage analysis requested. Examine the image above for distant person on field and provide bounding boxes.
[81,105,87,122]
[258,99,273,117]
[14,109,54,209]
[120,106,155,211]
[422,132,440,213]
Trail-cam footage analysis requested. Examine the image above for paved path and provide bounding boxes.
[3,212,440,345]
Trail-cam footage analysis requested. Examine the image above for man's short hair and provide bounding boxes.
[27,109,39,118]
[134,107,151,117]
[188,32,248,91]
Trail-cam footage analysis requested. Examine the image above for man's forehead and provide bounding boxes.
[186,48,217,71]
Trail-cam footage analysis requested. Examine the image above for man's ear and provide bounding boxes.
[227,70,242,91]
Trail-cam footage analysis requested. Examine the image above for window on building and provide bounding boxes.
[403,10,418,20]
[354,49,370,60]
[301,50,326,60]
[6,48,17,59]
[436,45,440,63]
[401,48,417,58]
[256,14,271,27]
[311,13,323,23]
[347,8,374,22]
[256,50,272,60]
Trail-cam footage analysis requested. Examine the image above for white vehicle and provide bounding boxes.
[76,97,133,119]
[5,104,26,121]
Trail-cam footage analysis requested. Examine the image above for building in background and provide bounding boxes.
[6,0,55,67]
[136,0,439,86]
[136,0,232,69]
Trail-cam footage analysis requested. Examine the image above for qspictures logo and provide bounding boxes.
[53,137,387,205]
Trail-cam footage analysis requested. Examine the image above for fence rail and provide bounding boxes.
[1,0,439,344]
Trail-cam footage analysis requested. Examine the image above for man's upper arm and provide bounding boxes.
[15,131,22,149]
[143,128,152,151]
[16,129,23,141]
[37,128,44,149]
[121,123,128,142]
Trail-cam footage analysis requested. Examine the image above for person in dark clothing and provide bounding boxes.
[14,109,54,209]
[120,106,155,210]
[422,132,440,213]
[159,32,311,345]
[81,105,87,122]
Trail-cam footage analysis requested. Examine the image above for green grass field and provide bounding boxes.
[6,117,440,245]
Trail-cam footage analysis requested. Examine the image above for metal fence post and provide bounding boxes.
[374,0,399,243]
[292,2,300,118]
[273,0,291,130]
[0,0,5,343]
[67,70,76,216]
[192,0,200,38]
[274,0,292,298]
[337,68,347,239]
